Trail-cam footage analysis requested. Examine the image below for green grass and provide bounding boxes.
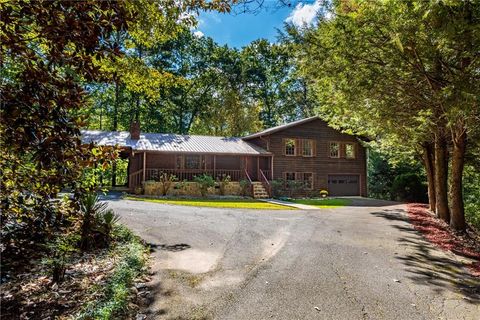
[76,226,148,320]
[125,196,293,210]
[289,198,352,208]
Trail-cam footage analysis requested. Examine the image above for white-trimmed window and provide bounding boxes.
[285,139,296,156]
[329,142,340,158]
[285,172,296,181]
[185,155,201,169]
[345,143,356,159]
[303,172,314,189]
[302,139,314,157]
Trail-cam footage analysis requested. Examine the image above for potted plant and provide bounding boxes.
[320,189,329,198]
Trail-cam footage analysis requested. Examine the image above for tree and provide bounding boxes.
[298,0,480,230]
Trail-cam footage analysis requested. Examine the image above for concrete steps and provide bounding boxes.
[252,182,269,199]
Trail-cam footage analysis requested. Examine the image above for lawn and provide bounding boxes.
[289,198,352,208]
[125,196,293,210]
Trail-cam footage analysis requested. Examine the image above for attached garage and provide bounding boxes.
[328,175,360,196]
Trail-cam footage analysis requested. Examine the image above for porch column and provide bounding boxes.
[142,151,146,182]
[271,155,274,180]
[257,157,260,180]
[213,155,216,177]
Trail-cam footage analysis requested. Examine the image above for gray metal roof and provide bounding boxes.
[243,116,320,140]
[81,130,271,155]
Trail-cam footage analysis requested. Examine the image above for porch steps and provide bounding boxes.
[252,182,269,199]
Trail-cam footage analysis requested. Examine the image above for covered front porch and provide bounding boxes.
[128,152,273,192]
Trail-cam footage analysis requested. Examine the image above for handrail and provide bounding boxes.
[259,169,271,197]
[244,168,252,183]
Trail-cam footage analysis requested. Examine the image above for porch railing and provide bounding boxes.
[129,169,143,190]
[145,168,242,182]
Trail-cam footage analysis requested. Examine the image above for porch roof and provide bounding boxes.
[81,130,271,155]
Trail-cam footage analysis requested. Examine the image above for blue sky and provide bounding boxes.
[195,1,322,48]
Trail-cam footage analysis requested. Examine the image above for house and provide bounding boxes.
[81,116,367,198]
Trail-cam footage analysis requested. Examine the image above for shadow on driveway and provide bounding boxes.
[371,209,480,303]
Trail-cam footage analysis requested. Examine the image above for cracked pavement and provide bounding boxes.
[107,197,480,319]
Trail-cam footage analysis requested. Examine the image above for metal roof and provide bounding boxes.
[81,130,271,155]
[242,116,321,140]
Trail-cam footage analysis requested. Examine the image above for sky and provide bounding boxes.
[195,1,322,48]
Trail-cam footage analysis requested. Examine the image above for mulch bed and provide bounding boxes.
[407,203,480,277]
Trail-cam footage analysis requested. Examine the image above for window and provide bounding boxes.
[303,172,313,189]
[329,142,340,158]
[176,155,183,169]
[302,139,314,157]
[285,139,296,156]
[185,155,201,169]
[285,172,296,181]
[345,143,355,159]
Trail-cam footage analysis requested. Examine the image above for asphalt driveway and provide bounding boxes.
[107,198,480,320]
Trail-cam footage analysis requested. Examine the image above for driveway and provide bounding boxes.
[107,198,480,320]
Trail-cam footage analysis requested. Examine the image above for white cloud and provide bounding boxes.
[286,1,322,27]
[193,30,204,38]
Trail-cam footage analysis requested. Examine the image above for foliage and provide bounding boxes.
[239,179,251,197]
[125,197,293,210]
[217,174,231,196]
[76,225,148,319]
[298,0,480,229]
[79,193,119,250]
[193,174,215,197]
[464,165,480,230]
[368,150,426,202]
[286,180,306,198]
[319,190,329,198]
[42,233,80,283]
[271,179,287,198]
[391,173,428,203]
[155,172,178,196]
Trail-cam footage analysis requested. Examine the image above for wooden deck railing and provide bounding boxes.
[144,168,243,182]
[129,169,143,190]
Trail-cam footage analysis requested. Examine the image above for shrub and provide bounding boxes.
[391,173,428,202]
[79,193,120,250]
[193,174,215,197]
[217,174,231,195]
[286,180,305,198]
[271,179,286,198]
[42,233,80,283]
[157,172,177,196]
[239,179,251,197]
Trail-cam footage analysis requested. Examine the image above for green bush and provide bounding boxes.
[464,165,480,230]
[391,173,428,203]
[239,179,251,197]
[194,174,215,197]
[271,179,286,198]
[217,174,231,195]
[42,233,80,283]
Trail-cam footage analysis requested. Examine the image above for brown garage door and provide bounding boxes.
[328,175,359,196]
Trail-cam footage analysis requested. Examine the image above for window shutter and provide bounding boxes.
[313,140,317,157]
[282,139,286,155]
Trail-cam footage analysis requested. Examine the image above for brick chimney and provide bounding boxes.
[129,121,140,140]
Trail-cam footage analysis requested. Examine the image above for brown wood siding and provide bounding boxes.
[248,118,367,197]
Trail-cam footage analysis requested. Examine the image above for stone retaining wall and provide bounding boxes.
[143,181,243,197]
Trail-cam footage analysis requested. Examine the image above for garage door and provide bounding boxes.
[328,175,359,196]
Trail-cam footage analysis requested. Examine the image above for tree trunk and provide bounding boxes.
[422,142,436,211]
[111,79,120,187]
[434,129,450,223]
[450,127,466,231]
